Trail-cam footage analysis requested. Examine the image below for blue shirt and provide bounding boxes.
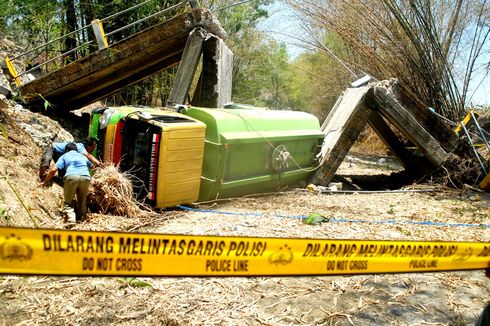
[55,150,92,177]
[53,142,87,155]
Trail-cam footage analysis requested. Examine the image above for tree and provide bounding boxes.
[229,28,291,108]
[287,0,490,120]
[63,0,78,62]
[0,0,63,74]
[203,0,271,34]
[200,0,290,107]
[286,32,353,117]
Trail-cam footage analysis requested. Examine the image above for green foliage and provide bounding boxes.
[204,0,272,34]
[0,2,11,34]
[37,94,52,111]
[287,47,352,117]
[0,0,61,46]
[197,0,285,108]
[230,29,291,108]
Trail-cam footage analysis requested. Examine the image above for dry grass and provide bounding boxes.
[351,125,389,156]
[87,164,153,218]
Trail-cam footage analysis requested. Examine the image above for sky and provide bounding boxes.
[258,2,306,60]
[258,2,489,107]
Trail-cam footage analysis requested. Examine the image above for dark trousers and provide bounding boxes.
[63,175,91,219]
[39,145,65,179]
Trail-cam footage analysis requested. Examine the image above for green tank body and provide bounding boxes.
[183,107,324,201]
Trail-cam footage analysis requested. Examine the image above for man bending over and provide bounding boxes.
[41,142,93,224]
[39,137,100,181]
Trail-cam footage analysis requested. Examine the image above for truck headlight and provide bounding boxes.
[99,109,115,129]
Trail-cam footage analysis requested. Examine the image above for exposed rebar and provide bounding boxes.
[461,121,487,174]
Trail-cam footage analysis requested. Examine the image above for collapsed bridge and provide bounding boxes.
[5,3,232,111]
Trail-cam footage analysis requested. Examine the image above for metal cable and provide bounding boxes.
[461,122,487,174]
[16,41,94,77]
[470,111,490,152]
[12,0,156,61]
[214,0,251,11]
[105,1,185,38]
[11,23,92,61]
[100,0,155,22]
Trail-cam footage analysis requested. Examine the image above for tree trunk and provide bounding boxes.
[64,0,78,63]
[80,0,96,54]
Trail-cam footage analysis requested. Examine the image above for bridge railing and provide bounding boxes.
[4,0,192,87]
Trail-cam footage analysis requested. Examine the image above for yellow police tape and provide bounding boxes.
[0,227,489,276]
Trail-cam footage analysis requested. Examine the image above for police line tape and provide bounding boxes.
[0,227,488,276]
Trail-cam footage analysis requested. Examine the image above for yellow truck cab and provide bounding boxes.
[89,106,206,208]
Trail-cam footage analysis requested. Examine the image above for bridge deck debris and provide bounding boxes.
[312,79,469,185]
[19,8,226,111]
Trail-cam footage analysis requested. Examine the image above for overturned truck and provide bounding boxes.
[89,105,324,208]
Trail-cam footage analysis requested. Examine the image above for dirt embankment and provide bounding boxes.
[0,96,489,325]
[0,94,76,228]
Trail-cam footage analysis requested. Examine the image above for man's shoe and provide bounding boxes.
[65,207,77,225]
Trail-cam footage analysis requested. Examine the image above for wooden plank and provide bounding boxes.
[22,39,189,109]
[371,85,448,166]
[168,27,206,105]
[21,11,194,99]
[310,86,373,185]
[192,36,233,108]
[368,111,434,173]
[320,90,344,132]
[54,53,182,109]
[385,79,460,153]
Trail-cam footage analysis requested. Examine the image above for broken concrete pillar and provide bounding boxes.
[381,79,460,153]
[192,35,233,108]
[368,111,433,173]
[168,27,206,105]
[311,86,373,185]
[370,85,448,167]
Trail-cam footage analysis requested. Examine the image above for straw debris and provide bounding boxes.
[87,164,152,217]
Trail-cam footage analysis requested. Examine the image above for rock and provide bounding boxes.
[0,94,7,108]
[3,101,74,147]
[19,121,73,147]
[0,85,10,97]
[13,104,28,113]
[327,182,343,191]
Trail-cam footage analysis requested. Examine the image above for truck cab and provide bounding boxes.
[89,106,206,208]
